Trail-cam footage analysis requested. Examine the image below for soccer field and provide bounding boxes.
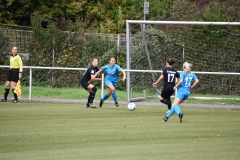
[0,103,239,160]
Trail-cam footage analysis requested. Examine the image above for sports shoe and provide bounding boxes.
[163,116,168,122]
[1,98,7,102]
[115,102,119,107]
[179,113,184,123]
[89,103,96,108]
[99,99,103,108]
[12,100,19,103]
[86,103,96,108]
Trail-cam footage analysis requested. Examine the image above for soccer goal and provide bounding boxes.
[126,20,240,102]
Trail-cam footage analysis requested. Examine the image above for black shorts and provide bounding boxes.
[161,86,175,99]
[81,79,90,90]
[7,69,19,83]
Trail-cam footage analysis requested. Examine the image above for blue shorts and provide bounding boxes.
[176,89,190,101]
[105,80,117,87]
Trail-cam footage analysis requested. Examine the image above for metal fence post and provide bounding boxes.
[101,73,104,99]
[117,34,120,53]
[29,67,32,102]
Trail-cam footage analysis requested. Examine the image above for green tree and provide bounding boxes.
[0,0,174,32]
[0,29,8,64]
[0,0,40,25]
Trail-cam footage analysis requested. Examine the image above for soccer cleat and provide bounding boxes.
[1,98,7,102]
[86,103,96,108]
[163,116,168,122]
[99,99,103,108]
[89,103,96,108]
[12,100,19,103]
[85,103,91,108]
[179,113,184,123]
[115,102,119,107]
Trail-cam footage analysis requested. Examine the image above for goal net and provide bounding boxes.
[126,21,240,102]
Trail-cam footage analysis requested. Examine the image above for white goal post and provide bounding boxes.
[126,20,240,102]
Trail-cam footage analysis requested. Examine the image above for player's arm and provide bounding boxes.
[91,74,102,81]
[173,71,181,90]
[191,79,199,90]
[91,69,102,81]
[121,69,126,82]
[18,56,23,79]
[153,75,163,87]
[174,77,183,90]
[92,77,102,81]
[116,64,126,82]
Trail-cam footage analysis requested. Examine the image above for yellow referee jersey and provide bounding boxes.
[10,55,23,72]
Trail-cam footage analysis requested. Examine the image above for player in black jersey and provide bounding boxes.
[81,58,101,108]
[153,58,180,112]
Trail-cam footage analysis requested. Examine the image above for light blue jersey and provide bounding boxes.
[179,72,198,92]
[101,64,122,87]
[176,72,198,100]
[165,71,198,120]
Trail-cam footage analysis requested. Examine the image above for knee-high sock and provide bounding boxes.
[102,94,109,101]
[90,87,97,104]
[90,94,95,104]
[174,104,182,115]
[166,104,182,119]
[166,105,175,119]
[111,92,118,104]
[160,99,168,105]
[87,93,94,105]
[12,89,18,101]
[166,98,172,110]
[160,99,171,110]
[4,88,10,100]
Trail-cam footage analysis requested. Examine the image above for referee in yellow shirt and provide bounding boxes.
[1,46,23,103]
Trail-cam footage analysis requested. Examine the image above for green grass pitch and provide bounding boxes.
[0,102,239,160]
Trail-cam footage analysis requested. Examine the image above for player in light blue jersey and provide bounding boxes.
[163,62,199,123]
[99,57,126,107]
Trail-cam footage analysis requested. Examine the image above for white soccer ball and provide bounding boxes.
[128,102,136,111]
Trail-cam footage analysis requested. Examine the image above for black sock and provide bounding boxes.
[160,99,168,105]
[87,93,92,105]
[12,89,18,101]
[160,99,172,110]
[4,88,10,100]
[90,87,97,104]
[166,98,172,110]
[90,92,96,104]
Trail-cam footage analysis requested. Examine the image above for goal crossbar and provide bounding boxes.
[126,20,240,26]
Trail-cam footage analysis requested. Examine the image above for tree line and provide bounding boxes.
[1,0,239,33]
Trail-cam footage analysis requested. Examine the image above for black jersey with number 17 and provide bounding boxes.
[162,67,180,88]
[81,65,99,82]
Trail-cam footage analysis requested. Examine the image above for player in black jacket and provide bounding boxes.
[153,58,180,112]
[81,58,101,108]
